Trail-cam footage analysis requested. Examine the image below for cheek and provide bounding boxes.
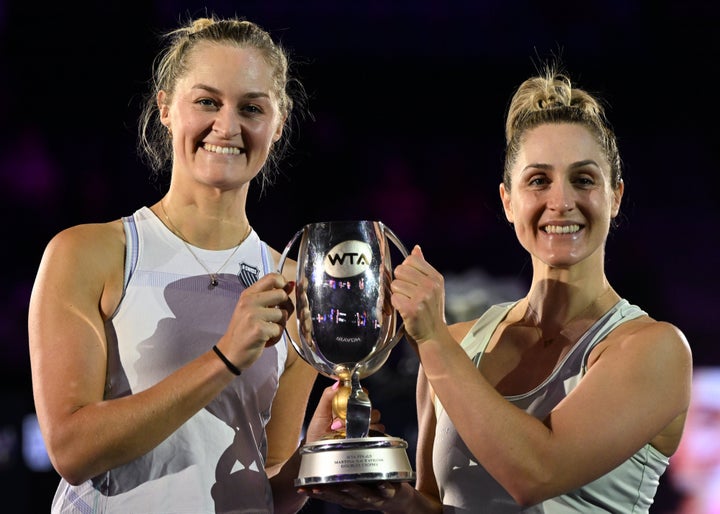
[245,123,274,144]
[586,193,614,221]
[511,216,534,249]
[600,187,621,216]
[509,200,535,227]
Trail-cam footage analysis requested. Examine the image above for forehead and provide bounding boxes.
[517,123,605,165]
[179,42,275,92]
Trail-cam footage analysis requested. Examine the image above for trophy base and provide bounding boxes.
[294,436,416,486]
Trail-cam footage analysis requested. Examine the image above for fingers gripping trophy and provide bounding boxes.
[278,220,416,486]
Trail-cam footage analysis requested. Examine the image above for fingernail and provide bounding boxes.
[332,380,340,390]
[331,419,343,430]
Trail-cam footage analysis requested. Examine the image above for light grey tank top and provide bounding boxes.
[51,206,287,513]
[432,299,669,513]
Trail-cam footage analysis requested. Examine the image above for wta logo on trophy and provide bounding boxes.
[323,240,373,278]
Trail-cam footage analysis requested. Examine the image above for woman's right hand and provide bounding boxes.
[217,272,295,371]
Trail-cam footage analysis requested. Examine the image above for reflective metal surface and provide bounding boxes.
[294,436,415,486]
[278,220,415,485]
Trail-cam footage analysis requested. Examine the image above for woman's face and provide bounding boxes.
[159,41,284,190]
[500,123,622,270]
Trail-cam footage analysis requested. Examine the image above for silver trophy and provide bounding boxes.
[277,220,416,486]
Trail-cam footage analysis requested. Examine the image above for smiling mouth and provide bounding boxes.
[543,224,581,234]
[202,143,242,155]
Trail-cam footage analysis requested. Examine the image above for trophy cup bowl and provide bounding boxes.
[277,220,416,486]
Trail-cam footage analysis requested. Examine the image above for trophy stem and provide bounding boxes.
[345,370,371,438]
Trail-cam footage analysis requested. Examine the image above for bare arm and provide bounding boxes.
[268,348,318,513]
[370,365,443,514]
[411,364,442,509]
[29,222,295,485]
[391,246,693,506]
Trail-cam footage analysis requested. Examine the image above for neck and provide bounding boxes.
[521,279,618,330]
[157,197,250,250]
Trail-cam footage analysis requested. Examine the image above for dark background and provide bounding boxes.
[1,1,718,512]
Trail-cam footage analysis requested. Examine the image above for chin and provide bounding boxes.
[542,257,580,269]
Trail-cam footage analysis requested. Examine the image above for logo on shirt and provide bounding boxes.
[238,263,260,288]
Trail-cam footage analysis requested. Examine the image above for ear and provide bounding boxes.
[157,90,170,128]
[610,179,624,218]
[499,183,514,223]
[272,115,286,143]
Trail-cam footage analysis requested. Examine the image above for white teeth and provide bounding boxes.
[203,143,241,155]
[544,224,580,234]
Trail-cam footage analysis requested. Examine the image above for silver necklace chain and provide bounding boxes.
[160,200,250,289]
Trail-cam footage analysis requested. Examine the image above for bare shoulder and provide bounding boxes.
[592,315,692,364]
[38,220,126,318]
[589,315,693,397]
[43,221,126,283]
[47,220,125,255]
[586,315,692,456]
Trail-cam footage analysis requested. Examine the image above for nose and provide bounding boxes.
[213,107,242,138]
[548,181,575,212]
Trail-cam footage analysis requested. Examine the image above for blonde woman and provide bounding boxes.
[306,65,692,513]
[29,15,319,513]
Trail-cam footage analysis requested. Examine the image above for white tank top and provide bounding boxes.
[433,299,669,513]
[51,206,287,513]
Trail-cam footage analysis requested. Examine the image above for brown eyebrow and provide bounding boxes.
[522,163,552,172]
[569,160,601,170]
[522,160,601,173]
[191,83,271,100]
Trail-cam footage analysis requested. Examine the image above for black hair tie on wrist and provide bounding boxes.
[212,345,242,376]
